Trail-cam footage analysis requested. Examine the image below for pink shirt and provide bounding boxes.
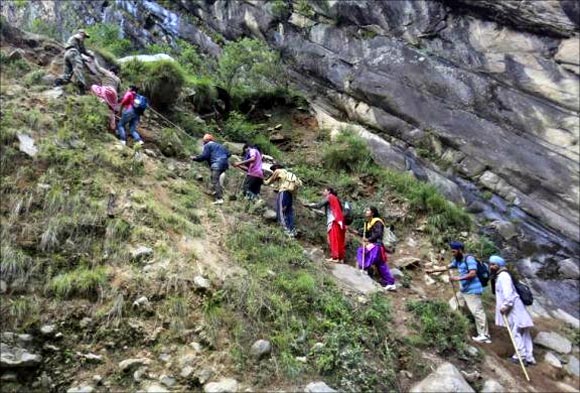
[247,148,263,178]
[119,91,136,111]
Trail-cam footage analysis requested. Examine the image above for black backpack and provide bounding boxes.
[508,272,534,306]
[464,255,490,287]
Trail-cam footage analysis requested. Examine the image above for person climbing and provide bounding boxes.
[191,134,231,205]
[56,29,94,93]
[233,143,264,201]
[354,206,396,291]
[305,187,346,263]
[264,164,301,237]
[489,255,536,366]
[446,241,491,343]
[89,62,120,130]
[116,85,144,146]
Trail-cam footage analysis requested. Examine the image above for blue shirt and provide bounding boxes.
[449,255,483,295]
[193,141,230,171]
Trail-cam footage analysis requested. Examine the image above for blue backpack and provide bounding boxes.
[133,94,148,115]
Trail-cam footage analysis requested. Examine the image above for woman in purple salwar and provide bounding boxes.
[355,206,396,292]
[489,255,536,366]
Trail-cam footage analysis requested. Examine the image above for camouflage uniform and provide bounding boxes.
[60,33,91,88]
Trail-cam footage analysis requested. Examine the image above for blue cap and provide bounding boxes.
[449,241,464,250]
[489,255,506,267]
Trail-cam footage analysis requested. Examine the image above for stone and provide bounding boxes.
[555,382,580,393]
[304,381,337,393]
[131,246,153,261]
[311,342,325,353]
[67,385,94,393]
[40,325,56,336]
[8,49,25,61]
[180,366,194,379]
[133,296,150,307]
[0,346,42,368]
[145,383,169,393]
[565,355,579,377]
[117,54,175,63]
[41,88,64,100]
[481,380,504,393]
[465,345,479,357]
[410,362,475,393]
[119,358,151,372]
[79,318,92,328]
[558,258,580,280]
[490,220,518,241]
[262,209,277,221]
[534,331,572,354]
[390,268,404,280]
[190,342,202,352]
[330,264,380,294]
[134,367,148,382]
[92,375,102,384]
[195,368,214,385]
[0,280,6,294]
[551,308,580,329]
[194,276,211,290]
[395,256,421,269]
[80,353,103,363]
[250,339,272,359]
[17,133,38,157]
[423,274,436,286]
[544,351,562,369]
[204,378,239,393]
[159,375,176,387]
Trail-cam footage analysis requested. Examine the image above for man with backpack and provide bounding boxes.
[191,134,231,205]
[489,255,536,366]
[264,164,301,237]
[447,241,491,344]
[116,85,145,146]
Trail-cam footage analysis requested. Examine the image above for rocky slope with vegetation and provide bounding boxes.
[2,0,578,317]
[0,1,579,392]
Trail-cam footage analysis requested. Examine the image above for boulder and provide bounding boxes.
[390,268,404,280]
[330,264,380,294]
[550,308,580,329]
[117,54,175,63]
[262,209,277,221]
[194,276,211,290]
[144,383,169,393]
[394,257,421,269]
[40,325,56,336]
[0,280,6,294]
[180,366,194,379]
[534,331,572,354]
[250,339,272,360]
[566,355,579,377]
[17,133,38,157]
[204,378,239,393]
[544,351,562,369]
[0,345,42,368]
[195,368,214,385]
[558,258,580,280]
[304,381,337,393]
[481,379,504,393]
[159,375,176,388]
[490,220,518,241]
[410,362,475,393]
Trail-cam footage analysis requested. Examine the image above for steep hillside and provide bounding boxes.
[1,21,580,393]
[1,0,577,320]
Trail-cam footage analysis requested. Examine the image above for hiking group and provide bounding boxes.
[56,29,147,146]
[57,28,537,370]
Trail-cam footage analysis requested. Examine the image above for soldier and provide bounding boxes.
[56,29,94,93]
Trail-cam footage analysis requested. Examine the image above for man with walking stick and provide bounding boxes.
[489,255,535,371]
[428,241,491,344]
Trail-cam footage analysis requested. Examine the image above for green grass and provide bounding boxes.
[48,266,108,299]
[406,300,469,355]
[210,222,401,391]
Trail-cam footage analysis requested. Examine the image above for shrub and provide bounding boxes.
[86,23,133,57]
[221,111,257,142]
[466,235,499,261]
[29,19,59,40]
[185,75,218,113]
[23,69,46,87]
[48,266,108,299]
[121,59,185,109]
[406,300,469,354]
[322,131,373,173]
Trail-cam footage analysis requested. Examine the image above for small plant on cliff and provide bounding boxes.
[86,23,133,57]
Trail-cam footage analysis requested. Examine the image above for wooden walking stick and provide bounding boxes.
[449,274,461,311]
[502,314,530,381]
[360,225,366,275]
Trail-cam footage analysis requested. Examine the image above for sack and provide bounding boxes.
[511,274,534,306]
[133,94,148,115]
[383,226,397,248]
[343,201,353,225]
[465,255,490,287]
[285,171,302,192]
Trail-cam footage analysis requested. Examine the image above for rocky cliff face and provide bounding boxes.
[2,0,579,313]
